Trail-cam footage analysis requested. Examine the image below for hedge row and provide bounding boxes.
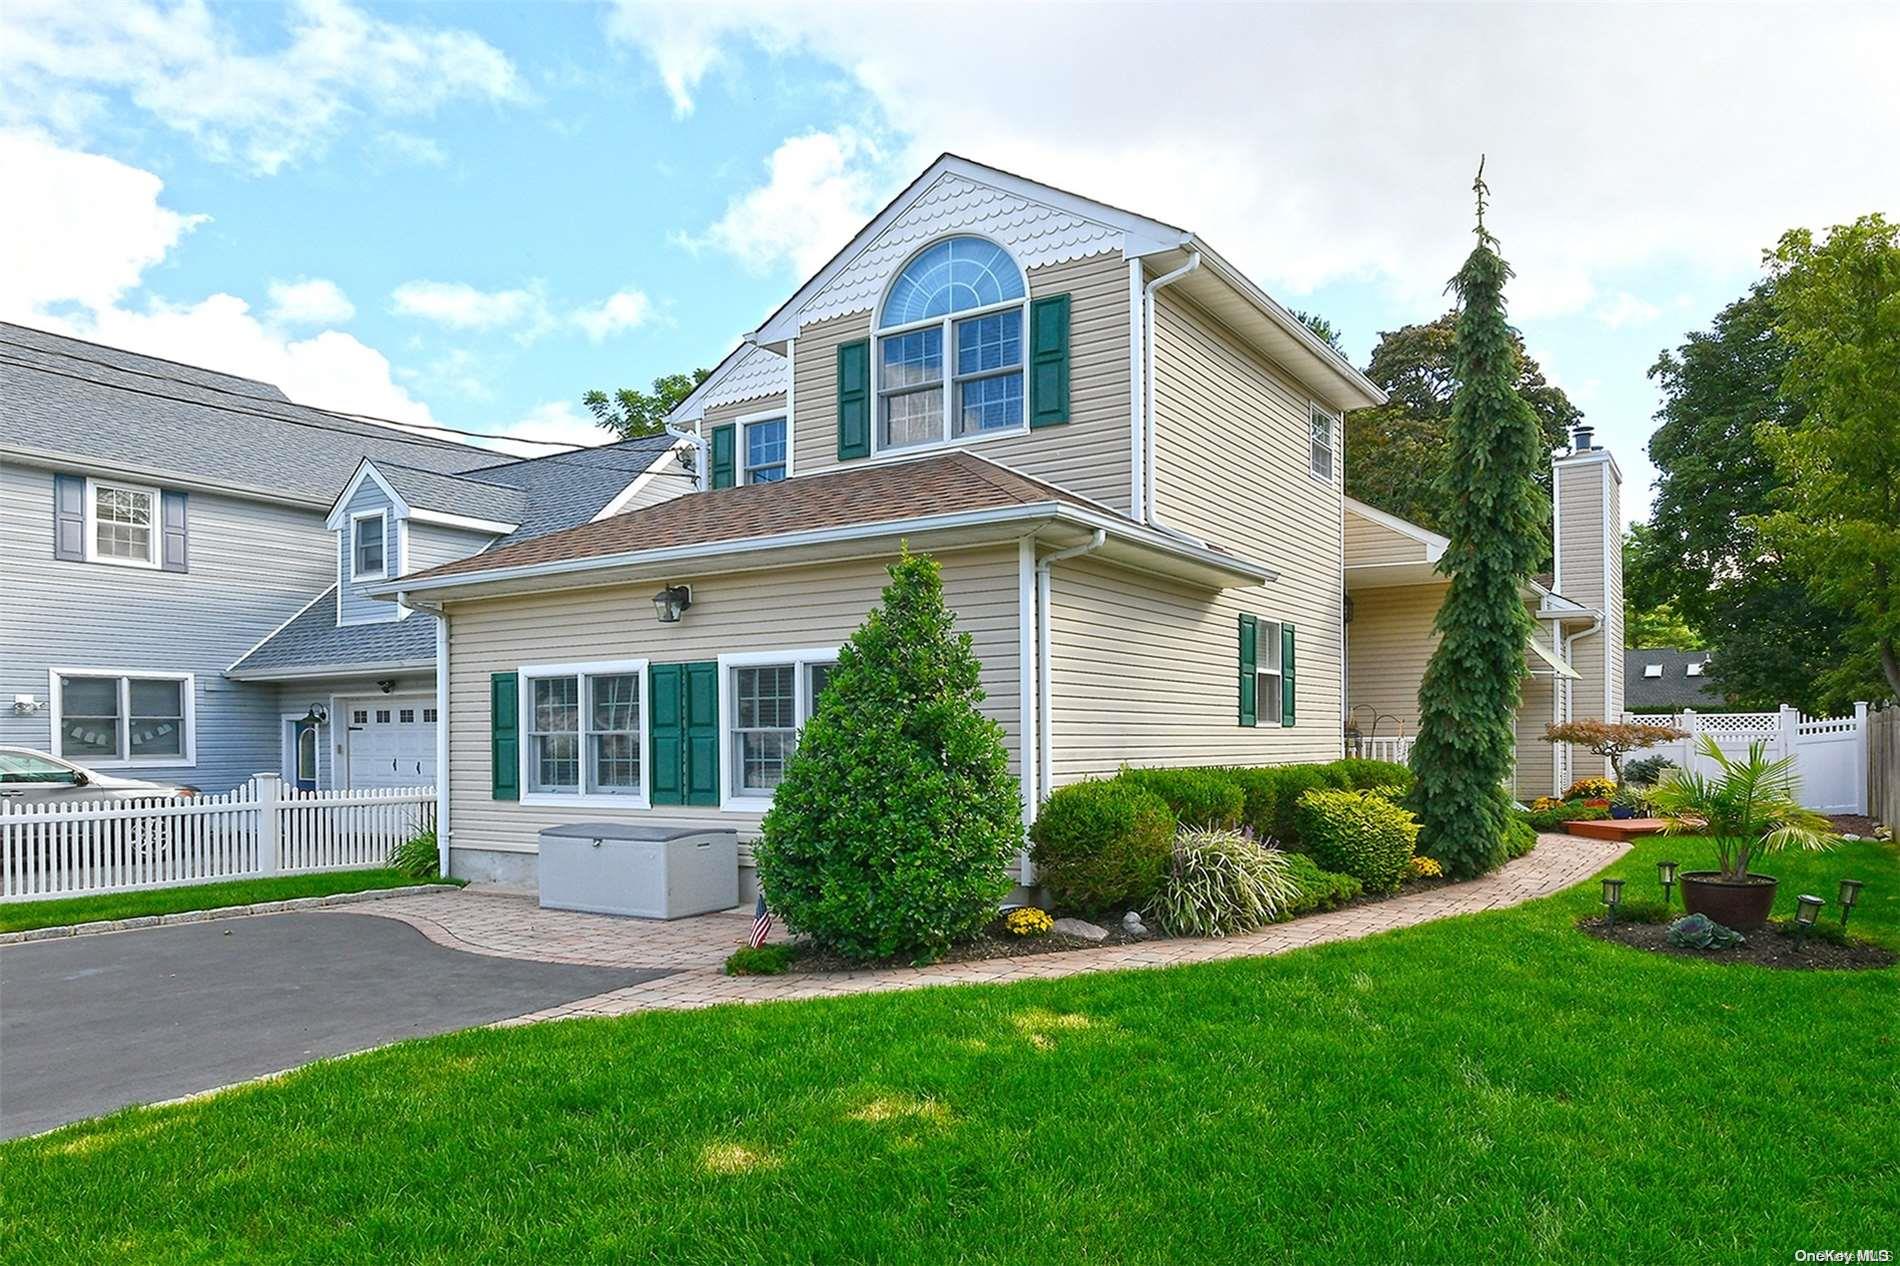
[1120,757,1414,848]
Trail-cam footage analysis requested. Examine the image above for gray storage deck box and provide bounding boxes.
[537,824,739,920]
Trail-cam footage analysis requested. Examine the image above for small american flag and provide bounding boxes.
[749,892,774,949]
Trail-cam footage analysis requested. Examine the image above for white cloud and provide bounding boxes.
[1,130,437,429]
[375,130,449,167]
[0,129,205,315]
[267,277,356,325]
[611,2,1900,321]
[390,280,550,334]
[482,399,611,457]
[0,0,525,173]
[1595,291,1663,330]
[680,128,884,277]
[571,288,655,341]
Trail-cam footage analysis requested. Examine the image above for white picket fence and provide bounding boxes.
[1629,704,1869,815]
[1358,735,1416,765]
[0,773,434,902]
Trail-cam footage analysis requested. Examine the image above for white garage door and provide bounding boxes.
[344,701,437,789]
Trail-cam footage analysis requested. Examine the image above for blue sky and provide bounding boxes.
[4,1,1896,521]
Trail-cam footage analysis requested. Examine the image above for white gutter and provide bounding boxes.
[1141,252,1203,541]
[434,610,450,877]
[1035,529,1107,821]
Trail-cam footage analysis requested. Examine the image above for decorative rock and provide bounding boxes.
[1052,917,1108,943]
[1122,911,1149,938]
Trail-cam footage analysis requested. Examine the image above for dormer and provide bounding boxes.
[324,460,522,627]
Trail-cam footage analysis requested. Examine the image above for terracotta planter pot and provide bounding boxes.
[1680,871,1778,930]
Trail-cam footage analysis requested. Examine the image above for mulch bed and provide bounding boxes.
[1580,916,1896,971]
[1828,813,1884,838]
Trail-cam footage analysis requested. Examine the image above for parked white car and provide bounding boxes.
[0,747,199,807]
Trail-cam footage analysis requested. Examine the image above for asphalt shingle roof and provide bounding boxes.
[461,436,687,546]
[229,588,438,676]
[1625,649,1723,711]
[407,451,1110,584]
[373,463,529,525]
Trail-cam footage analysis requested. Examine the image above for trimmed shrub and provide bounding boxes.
[1115,766,1245,830]
[1278,851,1363,916]
[1029,778,1175,915]
[1502,814,1537,859]
[757,550,1021,963]
[725,944,798,976]
[1329,758,1415,795]
[1624,755,1676,787]
[1148,828,1300,938]
[1522,803,1610,833]
[1261,764,1336,846]
[1295,789,1419,895]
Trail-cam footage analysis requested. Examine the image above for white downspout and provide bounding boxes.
[665,422,709,491]
[1562,614,1603,788]
[1035,529,1107,818]
[1142,252,1202,538]
[434,609,450,877]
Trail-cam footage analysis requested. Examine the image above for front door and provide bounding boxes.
[649,662,719,806]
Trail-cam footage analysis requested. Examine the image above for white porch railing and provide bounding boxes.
[1,774,434,902]
[1628,704,1869,815]
[1356,736,1416,765]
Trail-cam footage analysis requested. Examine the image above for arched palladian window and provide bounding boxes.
[875,236,1027,451]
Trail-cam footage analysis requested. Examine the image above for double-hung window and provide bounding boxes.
[1309,404,1336,482]
[875,236,1027,452]
[519,661,646,802]
[1255,620,1284,725]
[721,650,839,807]
[744,417,787,483]
[352,510,387,580]
[88,480,159,567]
[52,671,194,765]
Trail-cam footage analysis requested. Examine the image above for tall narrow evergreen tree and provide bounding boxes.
[1410,163,1551,878]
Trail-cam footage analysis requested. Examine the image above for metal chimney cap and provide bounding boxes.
[1570,424,1595,451]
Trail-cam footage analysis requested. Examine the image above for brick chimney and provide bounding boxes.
[1552,425,1624,776]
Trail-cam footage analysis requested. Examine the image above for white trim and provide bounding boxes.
[436,614,451,874]
[1127,255,1147,520]
[226,658,434,683]
[48,667,197,768]
[592,443,693,522]
[716,647,840,813]
[1307,402,1339,484]
[1344,497,1450,556]
[279,710,326,789]
[1017,537,1038,831]
[407,507,518,534]
[517,658,651,808]
[784,335,796,479]
[735,409,790,486]
[349,508,389,582]
[227,584,336,674]
[82,476,161,569]
[750,154,1184,347]
[383,497,1278,599]
[665,342,789,425]
[395,517,415,620]
[326,462,408,531]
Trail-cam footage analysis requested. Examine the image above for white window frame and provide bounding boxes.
[83,477,161,569]
[1309,404,1338,484]
[1685,661,1706,678]
[1643,663,1664,679]
[48,668,197,768]
[717,647,840,812]
[739,411,789,485]
[871,238,1030,458]
[1255,619,1286,729]
[350,509,388,582]
[517,658,650,808]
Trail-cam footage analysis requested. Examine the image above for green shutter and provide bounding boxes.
[710,424,736,488]
[1237,613,1257,728]
[649,664,684,806]
[1029,293,1071,429]
[490,672,519,801]
[684,661,720,806]
[837,340,870,460]
[1281,623,1297,727]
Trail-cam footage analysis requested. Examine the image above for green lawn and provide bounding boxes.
[3,837,1896,1264]
[0,869,457,933]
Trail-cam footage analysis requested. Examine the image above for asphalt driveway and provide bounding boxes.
[0,912,667,1139]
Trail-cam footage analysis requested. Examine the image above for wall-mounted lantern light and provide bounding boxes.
[652,585,693,624]
[301,704,328,727]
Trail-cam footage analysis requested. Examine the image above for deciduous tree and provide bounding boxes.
[582,368,711,439]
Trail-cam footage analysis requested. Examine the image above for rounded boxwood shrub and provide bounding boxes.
[1278,851,1364,916]
[1502,814,1537,860]
[1029,778,1175,914]
[757,550,1021,962]
[1114,766,1244,830]
[1328,758,1415,795]
[1294,788,1419,895]
[1264,765,1336,846]
[1148,828,1300,938]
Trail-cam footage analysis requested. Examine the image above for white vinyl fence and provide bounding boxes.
[1,773,434,902]
[1358,735,1416,765]
[1630,704,1869,815]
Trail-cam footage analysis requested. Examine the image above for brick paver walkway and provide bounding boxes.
[338,834,1623,1022]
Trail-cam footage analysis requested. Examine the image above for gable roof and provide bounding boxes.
[1625,649,1722,711]
[667,343,788,425]
[385,450,1273,599]
[737,154,1383,413]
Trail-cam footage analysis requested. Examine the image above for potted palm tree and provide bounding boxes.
[1648,737,1838,929]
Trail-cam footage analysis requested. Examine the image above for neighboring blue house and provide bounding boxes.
[0,321,691,792]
